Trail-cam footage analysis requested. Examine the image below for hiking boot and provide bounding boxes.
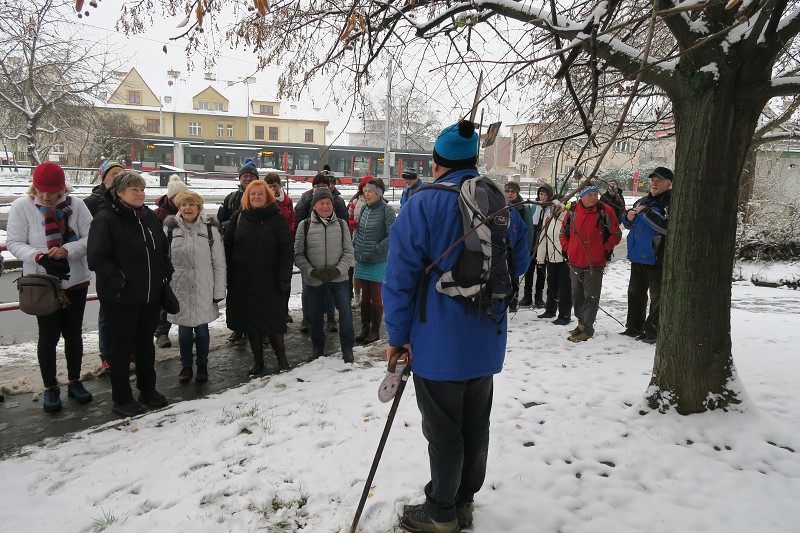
[534,297,546,308]
[139,389,168,409]
[509,296,518,313]
[310,346,324,360]
[196,365,209,382]
[568,324,584,337]
[552,316,571,326]
[455,502,473,528]
[227,331,244,343]
[300,318,310,333]
[156,335,171,348]
[67,380,93,404]
[538,311,556,319]
[342,348,354,364]
[518,295,533,307]
[178,366,193,383]
[636,333,657,344]
[327,316,338,332]
[621,328,641,337]
[43,386,62,413]
[362,305,383,344]
[112,398,144,417]
[568,330,593,342]
[400,504,460,533]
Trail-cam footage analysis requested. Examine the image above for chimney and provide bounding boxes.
[204,72,216,81]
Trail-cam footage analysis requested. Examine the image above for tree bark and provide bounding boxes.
[738,147,757,221]
[647,82,762,414]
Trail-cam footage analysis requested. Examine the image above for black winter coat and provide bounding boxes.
[84,183,111,216]
[88,194,173,305]
[295,188,349,224]
[217,187,245,231]
[224,204,294,335]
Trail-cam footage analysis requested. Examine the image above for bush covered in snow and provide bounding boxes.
[737,196,800,260]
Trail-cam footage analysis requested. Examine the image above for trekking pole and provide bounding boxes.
[349,347,411,533]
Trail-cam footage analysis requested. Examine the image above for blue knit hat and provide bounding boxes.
[239,158,259,179]
[433,120,478,169]
[578,185,600,199]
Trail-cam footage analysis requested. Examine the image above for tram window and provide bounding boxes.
[296,154,311,170]
[188,153,204,165]
[353,157,370,177]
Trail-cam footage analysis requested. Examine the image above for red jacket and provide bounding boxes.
[275,192,295,233]
[559,201,621,268]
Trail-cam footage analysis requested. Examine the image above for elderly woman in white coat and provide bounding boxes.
[7,162,94,413]
[163,190,226,383]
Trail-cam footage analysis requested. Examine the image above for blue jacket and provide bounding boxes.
[623,190,671,265]
[353,199,395,264]
[383,168,531,381]
[400,179,425,208]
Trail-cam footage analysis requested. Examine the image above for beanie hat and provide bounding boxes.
[402,169,418,181]
[649,166,674,183]
[578,185,600,199]
[433,120,478,169]
[32,162,66,193]
[312,187,334,207]
[101,161,123,179]
[239,158,259,179]
[167,175,189,198]
[359,175,373,189]
[504,181,520,193]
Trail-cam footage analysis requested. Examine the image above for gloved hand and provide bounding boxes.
[38,255,70,280]
[315,266,341,283]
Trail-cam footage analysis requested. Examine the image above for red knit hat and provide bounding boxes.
[32,162,66,193]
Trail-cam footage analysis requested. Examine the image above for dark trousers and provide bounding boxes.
[98,306,111,362]
[307,281,355,352]
[544,262,572,319]
[414,374,493,522]
[178,324,210,367]
[36,287,88,388]
[301,280,336,321]
[154,308,171,337]
[626,262,663,337]
[569,265,605,335]
[101,298,161,403]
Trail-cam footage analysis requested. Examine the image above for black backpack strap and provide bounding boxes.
[206,223,214,248]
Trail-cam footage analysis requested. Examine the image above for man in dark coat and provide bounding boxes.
[600,179,627,222]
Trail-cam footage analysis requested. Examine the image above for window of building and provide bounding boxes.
[255,126,265,140]
[227,124,234,138]
[259,104,274,115]
[614,139,633,153]
[164,96,172,104]
[198,101,209,110]
[269,127,278,141]
[188,122,202,136]
[304,129,314,142]
[146,119,160,133]
[128,91,141,104]
[216,124,224,137]
[213,102,224,111]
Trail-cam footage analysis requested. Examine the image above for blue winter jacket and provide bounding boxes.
[623,190,671,265]
[383,168,531,381]
[400,179,425,208]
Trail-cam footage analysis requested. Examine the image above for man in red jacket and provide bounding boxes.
[559,185,621,342]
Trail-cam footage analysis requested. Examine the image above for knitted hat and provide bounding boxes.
[649,166,674,183]
[101,160,123,179]
[402,169,418,181]
[504,181,520,193]
[239,158,259,179]
[167,175,189,198]
[32,162,66,192]
[433,120,478,169]
[312,187,334,206]
[578,185,600,199]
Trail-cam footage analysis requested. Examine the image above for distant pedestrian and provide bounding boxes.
[504,181,534,311]
[399,169,424,208]
[535,202,572,325]
[601,179,627,222]
[265,172,295,233]
[348,176,373,307]
[520,183,553,308]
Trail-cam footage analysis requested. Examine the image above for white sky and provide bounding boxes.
[1,201,799,531]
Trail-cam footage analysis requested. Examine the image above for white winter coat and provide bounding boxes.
[535,209,567,265]
[164,213,227,327]
[7,194,93,289]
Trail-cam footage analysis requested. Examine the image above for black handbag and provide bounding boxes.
[161,282,180,314]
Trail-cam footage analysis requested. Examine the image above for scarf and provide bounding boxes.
[35,196,76,248]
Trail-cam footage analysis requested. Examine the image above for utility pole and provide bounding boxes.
[384,63,392,181]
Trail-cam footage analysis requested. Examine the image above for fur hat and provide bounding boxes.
[32,162,66,192]
[649,166,674,183]
[167,175,189,198]
[504,181,520,193]
[239,158,259,179]
[312,187,334,206]
[433,120,478,169]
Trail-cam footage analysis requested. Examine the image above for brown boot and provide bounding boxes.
[355,302,372,342]
[268,334,290,371]
[248,334,265,376]
[362,305,383,344]
[568,323,584,337]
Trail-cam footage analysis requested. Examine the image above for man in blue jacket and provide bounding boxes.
[383,120,530,533]
[399,168,424,208]
[621,166,673,344]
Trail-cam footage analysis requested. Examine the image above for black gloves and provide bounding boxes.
[310,266,340,283]
[38,255,70,280]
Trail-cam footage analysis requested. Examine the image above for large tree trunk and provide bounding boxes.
[738,147,757,222]
[647,82,762,414]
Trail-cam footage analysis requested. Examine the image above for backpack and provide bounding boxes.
[421,175,516,322]
[563,202,614,259]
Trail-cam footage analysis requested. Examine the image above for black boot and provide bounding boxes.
[268,334,290,371]
[519,294,533,307]
[356,302,372,342]
[362,305,383,344]
[248,334,265,376]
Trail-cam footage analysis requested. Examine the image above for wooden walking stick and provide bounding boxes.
[349,346,411,533]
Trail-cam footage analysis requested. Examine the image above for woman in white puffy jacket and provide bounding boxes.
[6,162,94,412]
[163,190,226,383]
[534,204,572,325]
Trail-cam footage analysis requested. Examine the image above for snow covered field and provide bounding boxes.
[1,260,799,532]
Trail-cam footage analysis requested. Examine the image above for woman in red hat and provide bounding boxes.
[6,162,94,413]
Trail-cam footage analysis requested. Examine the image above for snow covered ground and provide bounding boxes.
[1,260,799,532]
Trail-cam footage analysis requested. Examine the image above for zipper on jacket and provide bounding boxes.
[139,220,152,302]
